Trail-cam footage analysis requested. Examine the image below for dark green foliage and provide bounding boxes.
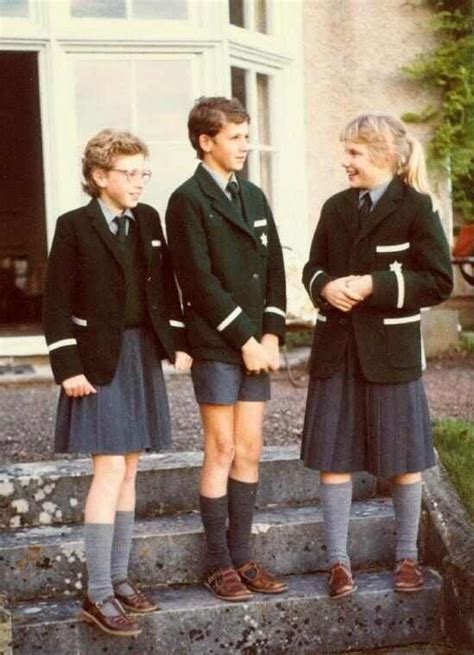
[402,0,474,221]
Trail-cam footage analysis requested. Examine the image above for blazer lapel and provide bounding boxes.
[337,189,360,238]
[356,177,404,243]
[87,199,125,269]
[239,181,258,242]
[134,205,154,269]
[195,165,255,239]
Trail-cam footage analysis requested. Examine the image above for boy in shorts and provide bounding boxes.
[165,96,287,601]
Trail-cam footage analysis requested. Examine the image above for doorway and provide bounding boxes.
[0,51,47,335]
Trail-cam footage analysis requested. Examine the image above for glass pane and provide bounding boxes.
[231,66,247,109]
[259,151,272,203]
[145,144,196,217]
[229,0,244,27]
[133,0,187,20]
[255,0,267,33]
[74,60,133,150]
[135,60,192,142]
[71,0,126,18]
[257,73,271,145]
[0,0,28,17]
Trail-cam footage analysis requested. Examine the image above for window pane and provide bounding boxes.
[71,0,126,18]
[257,73,270,145]
[255,0,267,33]
[259,151,272,203]
[231,66,247,108]
[0,0,28,17]
[135,60,192,142]
[74,60,133,148]
[229,0,244,27]
[133,0,187,20]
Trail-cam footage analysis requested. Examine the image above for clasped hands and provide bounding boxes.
[242,333,280,376]
[321,274,373,312]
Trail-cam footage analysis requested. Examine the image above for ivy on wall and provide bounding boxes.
[401,0,473,222]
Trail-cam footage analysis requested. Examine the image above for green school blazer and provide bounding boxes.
[303,177,453,383]
[43,199,186,384]
[165,164,286,364]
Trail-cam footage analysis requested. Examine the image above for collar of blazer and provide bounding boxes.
[87,198,154,269]
[195,164,257,242]
[338,176,405,243]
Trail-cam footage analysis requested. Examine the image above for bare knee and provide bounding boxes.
[206,435,235,468]
[92,456,126,491]
[234,441,261,468]
[122,454,140,486]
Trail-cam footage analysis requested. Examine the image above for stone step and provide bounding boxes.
[1,447,375,529]
[1,500,395,603]
[9,569,442,655]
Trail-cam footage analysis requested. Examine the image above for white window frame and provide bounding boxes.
[0,0,306,356]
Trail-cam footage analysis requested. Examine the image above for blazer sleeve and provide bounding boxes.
[147,209,188,354]
[43,216,84,384]
[261,194,286,342]
[302,200,333,310]
[368,196,453,310]
[165,191,256,349]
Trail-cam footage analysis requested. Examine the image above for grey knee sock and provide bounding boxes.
[199,494,232,570]
[392,480,422,561]
[321,480,352,568]
[84,522,115,603]
[228,478,258,568]
[111,510,135,584]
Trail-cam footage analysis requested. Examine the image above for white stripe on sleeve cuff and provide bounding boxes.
[309,270,324,302]
[264,306,285,318]
[169,320,185,328]
[217,306,242,332]
[47,338,77,353]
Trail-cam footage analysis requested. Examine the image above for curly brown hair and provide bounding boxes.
[188,96,250,160]
[82,129,149,197]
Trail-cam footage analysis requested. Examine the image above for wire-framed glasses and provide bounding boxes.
[110,168,152,184]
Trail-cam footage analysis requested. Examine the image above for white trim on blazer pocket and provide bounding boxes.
[383,313,420,325]
[376,242,410,253]
[254,219,267,228]
[151,240,162,247]
[72,316,87,327]
[316,312,327,323]
[169,320,185,328]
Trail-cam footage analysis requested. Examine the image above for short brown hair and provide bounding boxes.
[188,96,250,159]
[82,128,149,197]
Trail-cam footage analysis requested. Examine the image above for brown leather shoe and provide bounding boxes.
[81,595,141,637]
[204,566,254,602]
[113,579,160,613]
[237,561,288,594]
[328,562,356,599]
[394,559,423,592]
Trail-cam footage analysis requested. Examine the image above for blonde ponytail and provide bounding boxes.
[399,136,431,195]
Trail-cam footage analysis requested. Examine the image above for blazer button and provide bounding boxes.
[147,276,152,282]
[252,273,259,280]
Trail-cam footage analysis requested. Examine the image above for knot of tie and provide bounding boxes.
[114,215,128,243]
[226,180,240,200]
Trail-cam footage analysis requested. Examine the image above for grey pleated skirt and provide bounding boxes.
[301,367,435,477]
[55,327,172,455]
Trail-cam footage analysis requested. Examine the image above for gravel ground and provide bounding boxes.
[0,351,472,465]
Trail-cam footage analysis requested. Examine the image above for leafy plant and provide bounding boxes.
[401,0,474,222]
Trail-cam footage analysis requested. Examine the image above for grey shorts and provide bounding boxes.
[191,360,271,405]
